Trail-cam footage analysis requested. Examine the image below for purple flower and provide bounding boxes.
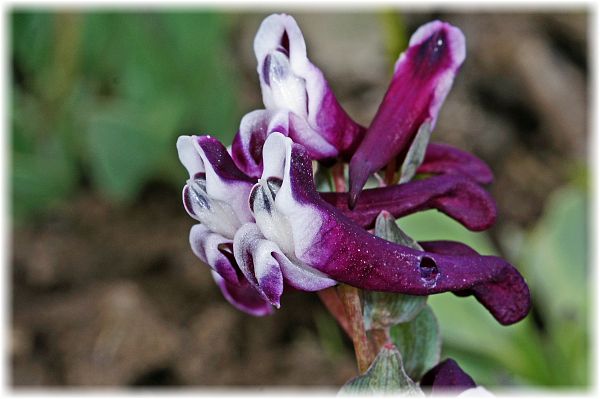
[420,358,493,396]
[179,133,529,324]
[321,173,497,231]
[348,20,467,206]
[231,14,365,178]
[177,15,530,327]
[245,133,529,325]
[232,14,488,201]
[177,135,274,316]
[419,142,494,185]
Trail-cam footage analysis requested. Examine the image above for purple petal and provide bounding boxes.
[233,223,284,307]
[418,142,494,185]
[420,240,531,325]
[211,271,274,317]
[177,135,256,237]
[349,21,466,206]
[320,174,497,231]
[418,240,479,256]
[189,224,240,285]
[234,216,336,297]
[254,14,364,160]
[231,109,290,179]
[420,358,476,394]
[255,133,530,325]
[177,135,255,183]
[188,224,274,316]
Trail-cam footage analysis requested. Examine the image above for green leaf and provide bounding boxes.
[399,121,432,184]
[364,212,427,329]
[524,187,587,323]
[390,306,441,381]
[12,138,77,221]
[11,11,55,91]
[374,210,424,250]
[339,344,423,395]
[314,163,334,192]
[85,103,175,202]
[428,292,552,386]
[518,186,588,386]
[364,292,427,330]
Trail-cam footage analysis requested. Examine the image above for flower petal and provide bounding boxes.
[189,224,240,285]
[231,109,290,179]
[418,240,479,256]
[178,135,256,237]
[420,240,532,325]
[233,223,284,307]
[418,142,494,185]
[349,20,466,206]
[254,13,364,160]
[255,133,530,325]
[420,358,476,394]
[272,251,337,291]
[320,174,497,231]
[211,271,274,317]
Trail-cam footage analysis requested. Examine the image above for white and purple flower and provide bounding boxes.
[231,14,365,178]
[177,14,531,327]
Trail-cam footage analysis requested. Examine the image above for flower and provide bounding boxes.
[418,142,494,185]
[177,135,274,315]
[230,14,489,206]
[178,132,529,324]
[348,20,467,206]
[244,133,529,325]
[420,358,493,396]
[177,14,530,327]
[231,14,365,178]
[321,173,496,231]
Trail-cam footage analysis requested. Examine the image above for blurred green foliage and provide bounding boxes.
[11,11,240,221]
[399,184,589,388]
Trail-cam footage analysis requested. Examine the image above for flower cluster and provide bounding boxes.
[177,14,530,327]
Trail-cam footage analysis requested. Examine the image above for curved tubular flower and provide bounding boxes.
[320,174,497,231]
[231,13,365,177]
[178,135,274,316]
[250,133,529,325]
[418,142,494,185]
[349,20,466,207]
